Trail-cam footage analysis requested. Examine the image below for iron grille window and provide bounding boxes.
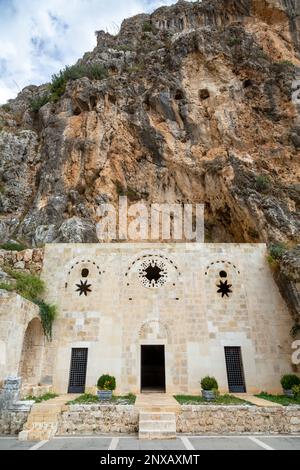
[68,348,88,394]
[224,346,246,393]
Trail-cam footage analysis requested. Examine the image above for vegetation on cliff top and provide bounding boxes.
[0,268,57,341]
[30,63,108,111]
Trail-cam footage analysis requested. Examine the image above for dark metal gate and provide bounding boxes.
[68,348,88,393]
[224,347,246,393]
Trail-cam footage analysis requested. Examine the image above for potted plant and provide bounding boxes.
[201,376,219,401]
[280,374,300,397]
[97,374,116,401]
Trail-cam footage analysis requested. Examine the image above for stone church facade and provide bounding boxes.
[0,243,296,397]
[37,242,294,396]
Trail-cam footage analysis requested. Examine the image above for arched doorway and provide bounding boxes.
[19,318,44,386]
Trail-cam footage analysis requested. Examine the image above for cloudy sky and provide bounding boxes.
[0,0,176,104]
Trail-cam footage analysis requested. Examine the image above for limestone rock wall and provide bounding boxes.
[177,405,300,434]
[0,410,29,436]
[0,0,299,247]
[57,404,300,436]
[58,405,139,435]
[0,248,44,275]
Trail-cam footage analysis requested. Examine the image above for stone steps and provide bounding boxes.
[139,411,177,440]
[18,394,77,441]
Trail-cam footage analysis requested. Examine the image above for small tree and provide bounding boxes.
[97,375,116,391]
[201,376,219,391]
[280,374,300,390]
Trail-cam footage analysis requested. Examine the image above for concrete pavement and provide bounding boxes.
[1,435,300,450]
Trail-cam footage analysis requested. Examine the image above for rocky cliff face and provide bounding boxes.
[0,0,299,247]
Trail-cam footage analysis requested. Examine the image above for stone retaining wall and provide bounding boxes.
[57,404,300,436]
[0,248,44,274]
[177,406,300,434]
[58,405,139,435]
[0,410,30,435]
[3,404,300,437]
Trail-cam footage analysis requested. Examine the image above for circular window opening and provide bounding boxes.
[81,268,89,278]
[219,270,227,278]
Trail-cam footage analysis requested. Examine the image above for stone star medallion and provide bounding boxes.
[217,280,232,298]
[145,264,163,283]
[139,258,168,288]
[76,280,92,296]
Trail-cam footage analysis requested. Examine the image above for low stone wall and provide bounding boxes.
[0,410,30,435]
[0,248,44,274]
[177,405,300,434]
[58,405,139,435]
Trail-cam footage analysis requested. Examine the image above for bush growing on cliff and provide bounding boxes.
[269,243,286,261]
[0,282,14,292]
[30,95,50,113]
[142,21,153,33]
[0,182,5,194]
[50,63,107,102]
[1,268,57,340]
[267,243,287,269]
[0,242,27,252]
[255,174,271,192]
[276,60,294,68]
[0,104,11,113]
[5,269,45,301]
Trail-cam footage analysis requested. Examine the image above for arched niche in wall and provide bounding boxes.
[19,318,44,386]
[64,259,104,298]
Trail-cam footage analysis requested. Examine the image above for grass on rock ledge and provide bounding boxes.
[67,393,136,405]
[22,393,58,403]
[174,394,252,406]
[255,393,300,406]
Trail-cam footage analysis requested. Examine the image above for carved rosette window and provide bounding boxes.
[139,257,168,288]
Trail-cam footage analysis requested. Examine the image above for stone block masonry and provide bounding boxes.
[53,405,300,437]
[177,406,300,435]
[1,404,300,437]
[0,410,30,435]
[0,248,44,274]
[58,405,139,435]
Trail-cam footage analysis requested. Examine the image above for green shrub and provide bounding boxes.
[227,37,242,47]
[0,242,27,252]
[0,282,14,292]
[269,243,286,261]
[291,323,300,338]
[114,44,132,52]
[30,95,50,112]
[142,21,153,33]
[1,104,11,113]
[9,271,45,301]
[280,374,300,390]
[276,60,294,67]
[67,393,99,404]
[2,268,45,301]
[201,376,219,391]
[292,385,300,399]
[23,393,58,403]
[97,374,116,391]
[35,300,57,341]
[255,175,271,192]
[50,63,107,102]
[2,268,57,342]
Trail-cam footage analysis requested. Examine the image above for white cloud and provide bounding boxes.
[0,0,175,104]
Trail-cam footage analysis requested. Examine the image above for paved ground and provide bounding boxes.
[0,435,300,450]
